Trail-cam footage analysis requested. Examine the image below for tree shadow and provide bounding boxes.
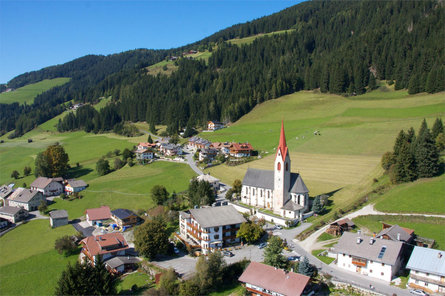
[67,166,93,179]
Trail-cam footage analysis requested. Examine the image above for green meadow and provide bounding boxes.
[0,78,70,105]
[227,29,296,46]
[352,215,445,250]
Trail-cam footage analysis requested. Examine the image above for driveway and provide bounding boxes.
[151,253,198,280]
[72,221,95,237]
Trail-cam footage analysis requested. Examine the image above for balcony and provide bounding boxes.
[352,257,367,267]
[410,273,445,286]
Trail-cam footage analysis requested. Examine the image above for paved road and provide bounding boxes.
[183,148,203,175]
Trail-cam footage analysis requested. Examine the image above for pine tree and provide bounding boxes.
[147,134,153,143]
[311,195,323,214]
[415,127,440,178]
[392,141,417,183]
[264,236,287,269]
[425,66,437,93]
[393,130,406,159]
[298,256,315,277]
[431,118,444,139]
[368,73,377,90]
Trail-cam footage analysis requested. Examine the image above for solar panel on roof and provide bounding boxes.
[378,246,387,259]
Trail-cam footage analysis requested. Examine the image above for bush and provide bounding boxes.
[54,235,78,256]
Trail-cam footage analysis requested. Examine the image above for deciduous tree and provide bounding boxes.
[151,185,169,205]
[134,218,169,260]
[236,221,264,244]
[264,236,287,269]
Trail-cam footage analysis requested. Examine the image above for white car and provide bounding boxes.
[275,225,282,230]
[410,289,428,296]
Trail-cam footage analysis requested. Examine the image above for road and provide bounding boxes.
[183,147,203,175]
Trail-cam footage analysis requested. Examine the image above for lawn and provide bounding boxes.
[352,215,445,250]
[0,78,70,105]
[311,249,335,265]
[209,283,245,296]
[117,271,153,295]
[374,174,445,214]
[317,232,335,242]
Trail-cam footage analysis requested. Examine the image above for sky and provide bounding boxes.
[0,0,300,84]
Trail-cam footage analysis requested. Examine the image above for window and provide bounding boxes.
[277,162,282,171]
[425,283,428,287]
[214,234,219,239]
[285,162,288,171]
[381,263,384,266]
[381,272,384,276]
[370,260,373,263]
[261,190,263,197]
[370,270,373,273]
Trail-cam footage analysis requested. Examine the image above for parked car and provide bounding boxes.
[223,251,234,257]
[287,256,300,261]
[275,225,283,230]
[258,242,267,249]
[409,289,428,296]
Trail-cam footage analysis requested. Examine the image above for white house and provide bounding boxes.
[179,205,246,254]
[81,232,129,264]
[65,179,88,195]
[241,122,309,221]
[207,121,224,131]
[0,206,29,223]
[332,232,404,282]
[30,177,64,196]
[134,148,154,161]
[0,185,14,206]
[85,206,111,226]
[8,188,45,211]
[196,174,220,191]
[406,246,445,294]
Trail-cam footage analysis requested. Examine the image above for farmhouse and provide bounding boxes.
[326,218,355,236]
[199,147,218,162]
[211,142,231,154]
[111,209,139,227]
[0,185,14,205]
[207,120,224,131]
[332,231,405,282]
[137,142,157,150]
[134,148,154,161]
[8,188,45,211]
[159,143,182,156]
[406,246,445,294]
[85,206,111,226]
[179,205,246,254]
[81,232,129,264]
[49,210,68,228]
[238,261,310,296]
[30,177,64,196]
[0,206,29,223]
[377,223,414,243]
[188,137,211,151]
[241,122,309,221]
[64,179,88,195]
[229,142,253,158]
[196,174,220,191]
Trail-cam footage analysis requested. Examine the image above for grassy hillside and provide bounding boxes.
[227,29,295,46]
[0,78,70,105]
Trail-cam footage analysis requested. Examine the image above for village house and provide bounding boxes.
[81,232,130,265]
[0,206,29,223]
[85,206,111,226]
[406,246,445,294]
[8,188,45,211]
[241,122,309,221]
[332,231,405,282]
[49,210,69,228]
[196,174,220,191]
[159,143,182,156]
[211,142,231,155]
[179,205,246,254]
[229,142,254,158]
[135,148,154,161]
[0,185,14,206]
[137,142,157,150]
[104,256,140,274]
[326,218,355,236]
[377,223,414,244]
[238,261,310,296]
[198,147,218,162]
[111,209,139,227]
[64,179,88,195]
[156,137,171,147]
[30,177,64,196]
[187,136,211,151]
[207,120,224,131]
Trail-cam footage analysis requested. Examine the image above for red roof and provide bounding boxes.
[86,206,111,221]
[139,142,156,148]
[81,232,129,256]
[277,121,288,160]
[230,143,253,152]
[239,262,310,296]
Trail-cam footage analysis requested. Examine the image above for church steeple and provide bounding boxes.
[277,121,288,161]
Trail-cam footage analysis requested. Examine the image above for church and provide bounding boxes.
[241,122,309,221]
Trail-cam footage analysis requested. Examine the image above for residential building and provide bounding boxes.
[111,209,139,227]
[134,148,154,161]
[198,147,218,162]
[30,177,64,196]
[8,188,45,211]
[326,218,355,236]
[406,246,445,294]
[188,137,211,151]
[241,122,309,221]
[332,232,405,282]
[207,121,224,131]
[377,223,414,243]
[49,210,69,228]
[229,143,253,158]
[0,206,28,223]
[0,185,14,206]
[238,261,310,296]
[196,174,220,191]
[137,142,157,151]
[86,206,111,226]
[211,142,231,155]
[159,143,182,156]
[179,205,246,254]
[81,232,129,264]
[104,256,140,274]
[64,179,88,195]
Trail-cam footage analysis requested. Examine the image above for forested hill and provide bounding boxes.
[2,0,445,138]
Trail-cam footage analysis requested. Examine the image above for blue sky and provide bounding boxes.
[0,0,300,83]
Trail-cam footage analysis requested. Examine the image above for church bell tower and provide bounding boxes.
[273,121,291,213]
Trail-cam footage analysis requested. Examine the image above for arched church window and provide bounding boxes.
[277,162,281,171]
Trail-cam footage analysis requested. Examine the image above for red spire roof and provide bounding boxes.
[277,121,288,160]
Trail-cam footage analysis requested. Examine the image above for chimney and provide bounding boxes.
[286,275,290,279]
[356,237,362,244]
[397,233,401,241]
[369,237,375,245]
[357,230,361,236]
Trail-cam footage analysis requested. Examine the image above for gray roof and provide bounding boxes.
[49,210,68,219]
[242,168,309,194]
[111,209,136,220]
[282,199,303,211]
[332,232,404,266]
[189,205,246,228]
[0,185,13,199]
[104,256,140,269]
[0,206,26,216]
[406,246,445,276]
[9,188,42,203]
[67,179,87,188]
[30,177,53,189]
[377,225,412,242]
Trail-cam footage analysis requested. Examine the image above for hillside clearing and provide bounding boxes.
[227,29,295,46]
[0,78,70,105]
